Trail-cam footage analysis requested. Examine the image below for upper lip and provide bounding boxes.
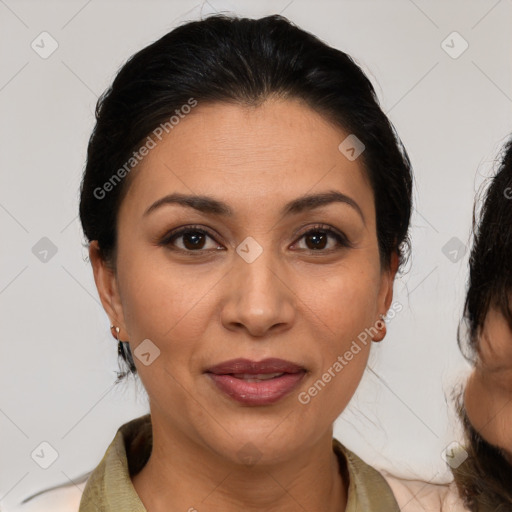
[206,358,305,375]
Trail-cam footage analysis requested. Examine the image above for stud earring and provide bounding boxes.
[372,314,387,342]
[110,324,124,356]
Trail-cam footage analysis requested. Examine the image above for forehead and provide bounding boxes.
[120,98,374,220]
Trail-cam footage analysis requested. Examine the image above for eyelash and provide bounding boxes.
[158,223,352,254]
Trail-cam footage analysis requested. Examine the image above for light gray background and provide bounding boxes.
[1,0,511,508]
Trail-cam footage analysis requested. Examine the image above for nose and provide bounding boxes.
[220,245,296,338]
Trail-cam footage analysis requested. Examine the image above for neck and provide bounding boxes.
[131,416,347,512]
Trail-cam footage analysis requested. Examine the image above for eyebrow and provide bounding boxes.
[143,190,365,223]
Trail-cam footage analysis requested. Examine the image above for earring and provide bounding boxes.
[372,314,387,342]
[110,324,125,356]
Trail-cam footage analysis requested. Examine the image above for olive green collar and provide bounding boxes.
[79,414,399,512]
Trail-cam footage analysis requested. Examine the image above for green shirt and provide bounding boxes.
[79,414,400,512]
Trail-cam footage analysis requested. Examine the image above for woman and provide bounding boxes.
[452,137,512,511]
[17,13,466,511]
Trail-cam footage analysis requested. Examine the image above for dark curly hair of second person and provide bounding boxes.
[453,136,512,512]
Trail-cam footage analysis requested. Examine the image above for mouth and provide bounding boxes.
[230,372,287,382]
[205,358,307,406]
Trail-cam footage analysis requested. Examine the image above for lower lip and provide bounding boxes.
[207,372,306,406]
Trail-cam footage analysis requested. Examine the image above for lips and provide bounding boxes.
[205,358,306,406]
[207,358,305,375]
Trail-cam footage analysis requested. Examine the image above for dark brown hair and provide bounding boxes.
[458,137,512,361]
[454,137,512,511]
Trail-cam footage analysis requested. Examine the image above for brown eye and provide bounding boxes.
[294,225,351,252]
[160,226,223,252]
[304,231,328,250]
[181,231,207,250]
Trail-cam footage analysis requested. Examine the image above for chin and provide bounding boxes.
[199,420,309,466]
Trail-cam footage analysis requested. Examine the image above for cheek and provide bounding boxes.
[294,264,378,417]
[117,251,214,339]
[297,331,372,425]
[465,371,512,453]
[116,259,215,412]
[116,256,221,391]
[464,372,483,428]
[299,258,382,340]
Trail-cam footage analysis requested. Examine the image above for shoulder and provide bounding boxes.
[380,471,469,512]
[8,476,88,512]
[9,415,152,512]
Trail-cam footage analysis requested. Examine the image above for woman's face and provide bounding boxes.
[465,307,512,461]
[91,97,396,464]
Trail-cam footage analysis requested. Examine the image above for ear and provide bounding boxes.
[89,241,128,341]
[377,251,399,316]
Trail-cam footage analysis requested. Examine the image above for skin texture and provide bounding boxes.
[465,306,512,463]
[89,97,397,512]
